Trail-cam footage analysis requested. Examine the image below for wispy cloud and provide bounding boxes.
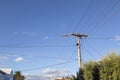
[44,36,49,40]
[43,68,59,74]
[42,68,70,78]
[114,36,120,41]
[0,63,6,67]
[0,56,8,67]
[59,24,68,29]
[13,31,38,37]
[25,75,49,80]
[15,57,24,62]
[0,56,8,61]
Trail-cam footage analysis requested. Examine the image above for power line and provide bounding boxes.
[81,44,96,60]
[81,0,112,33]
[0,45,75,48]
[0,36,115,49]
[87,0,120,34]
[92,2,120,35]
[29,55,77,60]
[83,37,113,40]
[83,41,103,58]
[68,50,76,59]
[73,0,94,32]
[20,59,77,72]
[101,5,120,25]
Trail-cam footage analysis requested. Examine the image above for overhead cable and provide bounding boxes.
[20,59,77,72]
[0,45,75,48]
[87,0,120,34]
[73,0,94,32]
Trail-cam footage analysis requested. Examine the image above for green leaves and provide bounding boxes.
[14,71,25,80]
[70,52,120,80]
[99,52,120,80]
[83,61,100,80]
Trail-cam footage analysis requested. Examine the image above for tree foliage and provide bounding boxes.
[99,52,120,80]
[69,52,120,80]
[83,61,100,80]
[67,69,84,80]
[14,71,25,80]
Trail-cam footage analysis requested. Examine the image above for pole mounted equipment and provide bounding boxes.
[62,33,88,69]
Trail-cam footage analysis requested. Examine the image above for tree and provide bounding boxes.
[66,69,84,80]
[77,68,84,80]
[14,71,25,80]
[83,61,100,80]
[68,52,120,80]
[99,52,120,80]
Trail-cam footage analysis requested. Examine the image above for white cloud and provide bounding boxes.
[43,68,59,74]
[0,56,8,61]
[59,24,68,29]
[13,32,18,35]
[0,56,7,67]
[0,62,6,67]
[23,68,70,80]
[13,31,38,37]
[114,36,120,41]
[15,57,24,62]
[44,36,49,40]
[25,75,49,80]
[42,68,70,78]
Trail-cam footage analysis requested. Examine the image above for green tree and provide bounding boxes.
[68,69,84,80]
[83,61,100,80]
[69,52,120,80]
[74,68,84,80]
[99,52,120,80]
[14,71,25,80]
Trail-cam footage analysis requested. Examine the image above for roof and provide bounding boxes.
[0,70,6,75]
[0,68,13,74]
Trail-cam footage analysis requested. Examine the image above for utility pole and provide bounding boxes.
[62,33,88,69]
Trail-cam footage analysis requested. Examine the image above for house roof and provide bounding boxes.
[0,70,6,75]
[0,68,13,74]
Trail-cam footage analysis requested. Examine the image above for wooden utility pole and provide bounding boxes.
[70,33,88,69]
[62,33,88,80]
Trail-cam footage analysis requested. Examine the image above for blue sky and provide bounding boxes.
[0,0,120,78]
